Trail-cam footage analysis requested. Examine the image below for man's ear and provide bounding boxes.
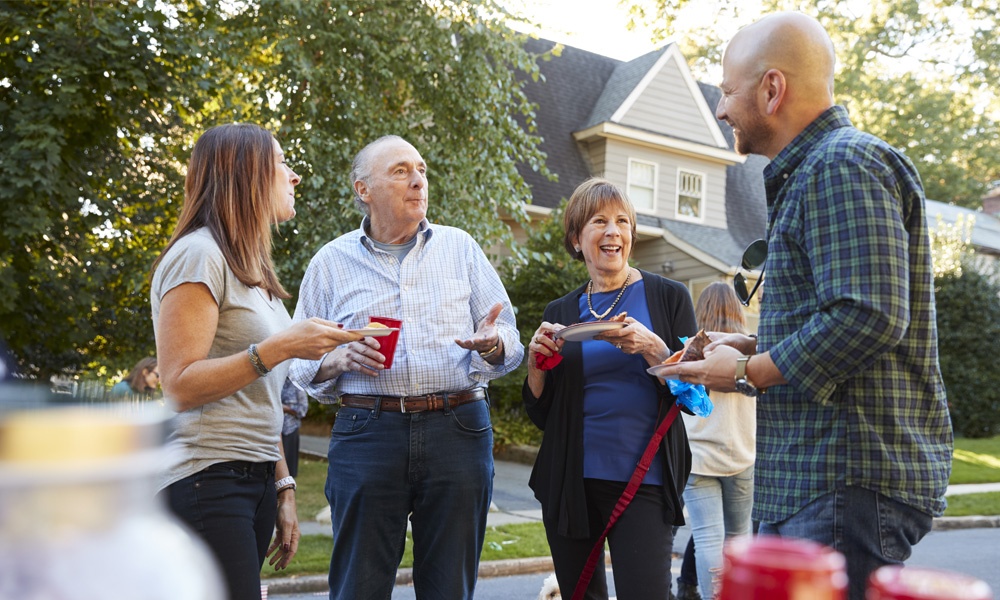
[759,68,786,116]
[354,180,369,203]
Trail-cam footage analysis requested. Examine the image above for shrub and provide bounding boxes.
[935,260,1000,437]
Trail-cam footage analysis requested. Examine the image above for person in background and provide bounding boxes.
[289,134,524,600]
[280,377,308,477]
[681,282,755,599]
[676,537,702,600]
[150,123,361,600]
[109,356,159,397]
[524,177,696,600]
[655,12,953,600]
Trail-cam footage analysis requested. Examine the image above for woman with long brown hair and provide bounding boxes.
[150,123,360,600]
[681,281,756,599]
[110,356,159,397]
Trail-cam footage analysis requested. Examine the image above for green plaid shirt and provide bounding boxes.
[755,106,953,523]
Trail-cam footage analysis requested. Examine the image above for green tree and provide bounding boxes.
[0,1,213,379]
[490,201,589,448]
[624,0,1000,207]
[0,0,550,380]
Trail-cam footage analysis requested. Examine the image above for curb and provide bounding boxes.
[266,517,999,595]
[264,557,557,595]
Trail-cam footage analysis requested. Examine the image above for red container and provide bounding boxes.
[867,566,993,600]
[718,535,847,600]
[369,316,402,369]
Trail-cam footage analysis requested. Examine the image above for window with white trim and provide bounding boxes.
[627,159,657,211]
[676,169,705,221]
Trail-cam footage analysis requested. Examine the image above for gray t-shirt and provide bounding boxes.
[151,228,291,490]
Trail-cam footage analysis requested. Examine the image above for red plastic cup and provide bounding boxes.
[718,535,847,600]
[867,565,993,600]
[369,316,402,369]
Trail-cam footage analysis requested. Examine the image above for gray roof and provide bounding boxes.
[584,46,670,129]
[519,38,619,207]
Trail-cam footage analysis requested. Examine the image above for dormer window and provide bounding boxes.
[627,158,657,212]
[676,168,705,222]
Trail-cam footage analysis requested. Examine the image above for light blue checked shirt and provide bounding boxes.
[288,217,523,401]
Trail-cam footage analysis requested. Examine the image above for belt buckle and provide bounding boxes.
[399,396,407,413]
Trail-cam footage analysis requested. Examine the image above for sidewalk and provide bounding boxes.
[266,437,1000,596]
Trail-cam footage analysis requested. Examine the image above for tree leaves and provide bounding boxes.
[0,0,548,379]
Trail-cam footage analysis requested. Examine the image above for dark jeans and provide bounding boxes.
[326,398,494,600]
[282,429,300,477]
[163,460,276,600]
[758,486,933,600]
[544,478,675,600]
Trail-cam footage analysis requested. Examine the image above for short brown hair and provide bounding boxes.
[563,178,637,261]
[123,356,157,393]
[151,123,289,299]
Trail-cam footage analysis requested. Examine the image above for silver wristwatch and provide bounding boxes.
[734,355,759,397]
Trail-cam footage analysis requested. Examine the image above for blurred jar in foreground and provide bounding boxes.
[867,565,993,600]
[0,402,225,600]
[718,535,848,600]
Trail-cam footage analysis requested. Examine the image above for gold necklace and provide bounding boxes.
[586,270,631,320]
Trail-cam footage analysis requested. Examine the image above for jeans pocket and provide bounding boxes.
[878,493,933,562]
[332,406,374,436]
[450,400,492,433]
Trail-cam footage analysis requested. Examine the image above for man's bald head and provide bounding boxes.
[726,12,836,105]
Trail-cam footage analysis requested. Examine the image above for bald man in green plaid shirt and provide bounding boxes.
[656,12,953,600]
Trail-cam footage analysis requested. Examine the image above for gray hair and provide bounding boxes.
[350,135,406,215]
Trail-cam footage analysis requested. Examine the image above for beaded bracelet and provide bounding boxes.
[247,343,270,377]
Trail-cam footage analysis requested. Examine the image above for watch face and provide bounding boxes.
[735,379,758,397]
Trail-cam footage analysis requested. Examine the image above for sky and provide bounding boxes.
[510,0,661,61]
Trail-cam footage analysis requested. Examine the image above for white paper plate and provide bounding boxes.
[347,327,399,338]
[554,321,626,342]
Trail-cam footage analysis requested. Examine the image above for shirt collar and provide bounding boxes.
[358,216,433,248]
[763,105,853,199]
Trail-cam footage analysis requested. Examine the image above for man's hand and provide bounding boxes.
[455,302,504,359]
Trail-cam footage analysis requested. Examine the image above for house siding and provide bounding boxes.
[618,56,719,147]
[601,139,729,228]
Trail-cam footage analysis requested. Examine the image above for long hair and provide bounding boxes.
[563,177,638,262]
[695,281,747,335]
[123,356,157,393]
[151,123,289,299]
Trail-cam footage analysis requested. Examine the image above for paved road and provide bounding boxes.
[278,435,1000,598]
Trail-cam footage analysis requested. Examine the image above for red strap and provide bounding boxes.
[570,402,682,600]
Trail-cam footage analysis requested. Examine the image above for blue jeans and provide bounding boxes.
[682,466,754,598]
[163,460,276,600]
[326,398,494,600]
[758,486,933,600]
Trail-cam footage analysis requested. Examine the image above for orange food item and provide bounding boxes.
[367,322,389,328]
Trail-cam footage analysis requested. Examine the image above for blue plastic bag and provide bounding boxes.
[666,335,713,417]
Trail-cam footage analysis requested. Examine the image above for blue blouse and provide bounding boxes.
[578,279,663,485]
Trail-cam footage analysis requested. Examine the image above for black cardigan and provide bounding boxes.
[522,270,697,539]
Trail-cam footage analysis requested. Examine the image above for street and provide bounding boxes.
[272,527,1000,598]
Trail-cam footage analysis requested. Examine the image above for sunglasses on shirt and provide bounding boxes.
[734,239,767,306]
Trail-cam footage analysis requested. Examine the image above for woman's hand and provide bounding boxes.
[525,321,565,398]
[266,490,300,570]
[260,317,364,365]
[596,316,670,367]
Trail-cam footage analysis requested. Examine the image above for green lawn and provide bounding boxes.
[268,436,1000,579]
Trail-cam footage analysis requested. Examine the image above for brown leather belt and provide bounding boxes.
[339,388,486,413]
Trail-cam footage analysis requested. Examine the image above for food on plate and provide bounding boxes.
[662,329,711,364]
[366,322,389,329]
